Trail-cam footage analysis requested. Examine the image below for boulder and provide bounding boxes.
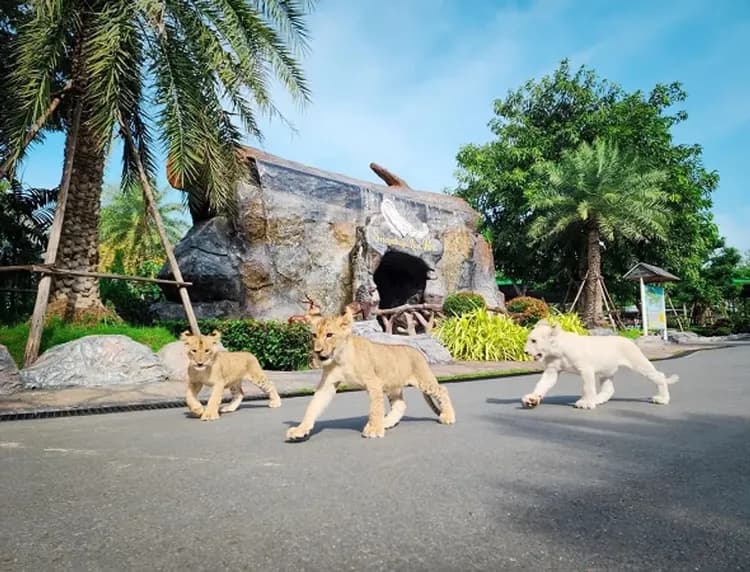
[155,147,501,323]
[20,335,168,389]
[157,340,226,382]
[352,320,453,365]
[0,345,22,395]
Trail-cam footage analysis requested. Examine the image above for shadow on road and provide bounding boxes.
[482,409,750,570]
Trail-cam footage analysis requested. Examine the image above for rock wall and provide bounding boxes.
[156,148,500,321]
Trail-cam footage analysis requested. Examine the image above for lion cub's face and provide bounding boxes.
[308,311,353,367]
[181,330,221,371]
[524,320,561,361]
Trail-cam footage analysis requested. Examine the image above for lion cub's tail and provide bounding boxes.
[422,393,441,416]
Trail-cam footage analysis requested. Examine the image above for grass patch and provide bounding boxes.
[0,320,177,367]
[619,328,642,340]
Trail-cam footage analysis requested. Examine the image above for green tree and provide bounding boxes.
[1,0,313,321]
[99,184,187,274]
[528,139,668,325]
[0,179,57,322]
[455,59,720,306]
[671,246,742,324]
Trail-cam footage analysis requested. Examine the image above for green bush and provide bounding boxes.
[100,257,165,324]
[159,319,312,371]
[546,310,588,335]
[0,319,176,367]
[442,292,486,317]
[507,296,550,326]
[435,308,532,362]
[731,315,750,334]
[619,327,642,340]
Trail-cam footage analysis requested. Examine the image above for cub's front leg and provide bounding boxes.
[361,385,385,439]
[186,381,205,417]
[574,368,599,410]
[522,367,559,408]
[201,379,225,421]
[286,376,338,442]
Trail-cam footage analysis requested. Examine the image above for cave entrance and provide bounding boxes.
[373,251,429,310]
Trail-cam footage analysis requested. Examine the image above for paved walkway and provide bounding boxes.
[0,340,713,416]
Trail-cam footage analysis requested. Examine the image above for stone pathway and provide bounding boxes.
[0,342,713,416]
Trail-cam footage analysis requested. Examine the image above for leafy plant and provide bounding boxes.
[435,308,532,362]
[442,292,486,317]
[100,255,165,325]
[619,328,642,340]
[507,296,550,326]
[546,310,588,335]
[159,319,312,371]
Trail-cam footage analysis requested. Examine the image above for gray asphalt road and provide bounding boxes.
[1,346,749,572]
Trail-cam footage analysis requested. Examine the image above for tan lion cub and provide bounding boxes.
[181,330,281,421]
[286,308,455,441]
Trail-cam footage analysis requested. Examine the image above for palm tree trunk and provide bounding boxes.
[47,102,109,322]
[45,25,110,323]
[583,224,604,327]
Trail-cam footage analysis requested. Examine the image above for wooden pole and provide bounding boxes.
[0,82,72,180]
[569,271,588,313]
[117,113,200,336]
[640,277,648,336]
[23,100,82,367]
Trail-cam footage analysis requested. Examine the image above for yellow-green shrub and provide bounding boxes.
[435,308,532,362]
[546,310,588,335]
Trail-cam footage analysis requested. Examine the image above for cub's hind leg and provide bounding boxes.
[413,364,455,424]
[247,357,281,408]
[383,389,407,430]
[220,383,244,413]
[594,377,615,405]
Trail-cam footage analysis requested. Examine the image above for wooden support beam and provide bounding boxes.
[118,112,200,336]
[24,100,81,367]
[373,303,442,316]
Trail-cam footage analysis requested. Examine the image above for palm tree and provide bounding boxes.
[99,184,188,274]
[528,138,669,326]
[1,0,312,321]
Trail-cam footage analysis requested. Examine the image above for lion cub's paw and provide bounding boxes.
[521,393,542,408]
[438,411,456,424]
[189,407,205,418]
[268,398,282,408]
[200,409,220,421]
[361,423,385,439]
[650,395,670,405]
[573,397,597,410]
[286,426,311,442]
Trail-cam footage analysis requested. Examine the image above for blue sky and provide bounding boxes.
[17,0,750,252]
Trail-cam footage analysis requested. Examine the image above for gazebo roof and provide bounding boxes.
[623,262,680,283]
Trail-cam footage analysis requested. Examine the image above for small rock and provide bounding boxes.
[0,345,22,395]
[352,321,452,364]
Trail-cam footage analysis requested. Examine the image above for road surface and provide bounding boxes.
[1,346,749,571]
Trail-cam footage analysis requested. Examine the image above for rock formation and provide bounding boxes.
[155,147,500,322]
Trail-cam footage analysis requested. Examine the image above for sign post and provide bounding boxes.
[640,277,648,336]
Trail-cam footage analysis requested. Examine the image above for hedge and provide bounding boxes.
[160,319,312,371]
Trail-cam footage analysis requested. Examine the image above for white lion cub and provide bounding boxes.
[521,320,679,410]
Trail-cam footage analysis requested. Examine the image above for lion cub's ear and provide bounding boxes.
[179,330,191,343]
[339,306,354,329]
[550,323,562,336]
[304,309,322,328]
[209,330,222,343]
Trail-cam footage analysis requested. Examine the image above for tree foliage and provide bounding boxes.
[98,184,188,274]
[455,59,721,304]
[2,0,314,221]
